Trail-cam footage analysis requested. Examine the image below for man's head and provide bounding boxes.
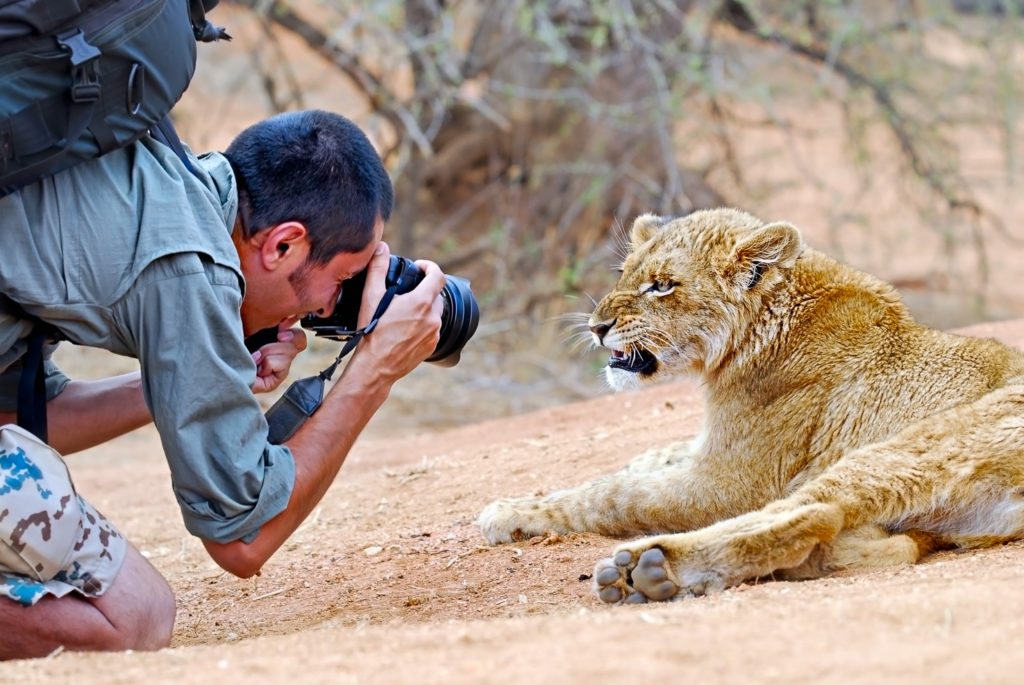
[226,109,393,264]
[225,110,393,334]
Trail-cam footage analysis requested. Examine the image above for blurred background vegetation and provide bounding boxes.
[142,0,1024,435]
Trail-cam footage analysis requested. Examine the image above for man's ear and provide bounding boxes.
[728,221,804,290]
[257,221,309,271]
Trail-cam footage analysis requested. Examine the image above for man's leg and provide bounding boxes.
[0,423,175,659]
[0,542,175,659]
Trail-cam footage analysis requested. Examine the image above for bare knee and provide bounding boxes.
[113,573,175,651]
[94,546,176,651]
[140,574,176,650]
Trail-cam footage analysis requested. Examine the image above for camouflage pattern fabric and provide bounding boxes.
[0,424,125,606]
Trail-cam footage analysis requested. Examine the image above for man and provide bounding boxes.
[0,109,444,658]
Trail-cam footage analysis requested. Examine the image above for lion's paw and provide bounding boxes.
[593,547,680,604]
[477,497,550,545]
[594,537,735,604]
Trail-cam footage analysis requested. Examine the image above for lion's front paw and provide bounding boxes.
[593,547,680,604]
[477,497,551,545]
[593,536,730,605]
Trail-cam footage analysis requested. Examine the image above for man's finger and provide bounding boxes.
[413,260,447,299]
[276,325,308,353]
[358,242,391,328]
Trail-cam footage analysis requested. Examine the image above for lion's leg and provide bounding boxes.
[590,459,960,604]
[790,383,1024,550]
[593,500,844,603]
[477,440,750,545]
[775,524,923,581]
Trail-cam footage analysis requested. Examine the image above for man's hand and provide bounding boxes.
[251,323,308,394]
[354,242,444,381]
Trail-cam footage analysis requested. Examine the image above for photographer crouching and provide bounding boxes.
[0,110,476,658]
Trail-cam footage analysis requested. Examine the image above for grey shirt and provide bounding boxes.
[0,136,295,543]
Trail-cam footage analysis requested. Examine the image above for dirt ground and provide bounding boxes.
[3,320,1024,682]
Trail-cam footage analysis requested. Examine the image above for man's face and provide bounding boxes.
[246,218,383,333]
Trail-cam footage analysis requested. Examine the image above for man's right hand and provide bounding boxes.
[353,241,444,381]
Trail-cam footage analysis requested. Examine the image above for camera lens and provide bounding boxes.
[427,275,480,366]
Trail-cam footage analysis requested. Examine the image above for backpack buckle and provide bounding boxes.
[69,60,101,102]
[55,29,102,103]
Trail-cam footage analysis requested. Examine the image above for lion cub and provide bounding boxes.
[478,207,1024,604]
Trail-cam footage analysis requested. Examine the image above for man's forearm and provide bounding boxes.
[202,358,392,577]
[0,372,152,454]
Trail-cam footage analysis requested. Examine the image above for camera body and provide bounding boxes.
[301,255,480,367]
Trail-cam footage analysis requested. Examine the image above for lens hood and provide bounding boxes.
[426,275,480,366]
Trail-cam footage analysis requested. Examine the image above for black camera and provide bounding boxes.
[301,255,480,367]
[261,255,479,444]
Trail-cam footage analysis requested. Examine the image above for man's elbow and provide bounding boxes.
[202,537,267,578]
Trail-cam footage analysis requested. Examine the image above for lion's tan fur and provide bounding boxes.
[477,208,1024,602]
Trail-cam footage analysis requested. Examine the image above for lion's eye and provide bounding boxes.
[644,280,677,296]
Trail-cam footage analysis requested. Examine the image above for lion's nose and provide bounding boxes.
[590,318,616,344]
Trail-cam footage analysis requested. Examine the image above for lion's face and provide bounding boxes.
[589,208,804,390]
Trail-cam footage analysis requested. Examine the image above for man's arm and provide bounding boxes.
[0,373,150,455]
[0,329,306,455]
[202,245,445,577]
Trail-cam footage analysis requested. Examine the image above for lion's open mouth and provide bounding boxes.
[608,347,658,375]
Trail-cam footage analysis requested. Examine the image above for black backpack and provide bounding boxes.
[0,0,227,441]
[0,0,228,197]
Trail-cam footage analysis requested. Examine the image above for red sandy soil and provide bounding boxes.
[6,321,1024,683]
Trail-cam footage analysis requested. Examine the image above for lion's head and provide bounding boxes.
[590,208,805,390]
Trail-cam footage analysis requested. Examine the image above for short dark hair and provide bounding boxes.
[224,109,394,265]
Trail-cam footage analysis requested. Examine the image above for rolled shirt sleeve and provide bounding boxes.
[115,252,295,543]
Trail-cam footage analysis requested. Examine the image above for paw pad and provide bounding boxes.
[592,546,679,604]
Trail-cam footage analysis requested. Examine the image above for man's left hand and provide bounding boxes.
[251,324,308,393]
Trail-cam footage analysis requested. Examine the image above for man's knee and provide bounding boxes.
[0,556,175,659]
[94,545,176,651]
[0,424,173,654]
[137,569,176,650]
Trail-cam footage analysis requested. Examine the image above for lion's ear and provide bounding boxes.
[629,213,669,248]
[730,221,804,289]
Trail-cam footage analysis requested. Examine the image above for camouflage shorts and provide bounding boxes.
[0,424,126,606]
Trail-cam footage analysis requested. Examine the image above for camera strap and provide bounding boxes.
[314,281,401,382]
[263,282,401,444]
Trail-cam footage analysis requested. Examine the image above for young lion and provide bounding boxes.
[477,207,1024,604]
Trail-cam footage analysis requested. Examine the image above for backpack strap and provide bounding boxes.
[17,328,48,442]
[0,294,56,442]
[189,0,230,42]
[150,114,198,177]
[153,1,230,179]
